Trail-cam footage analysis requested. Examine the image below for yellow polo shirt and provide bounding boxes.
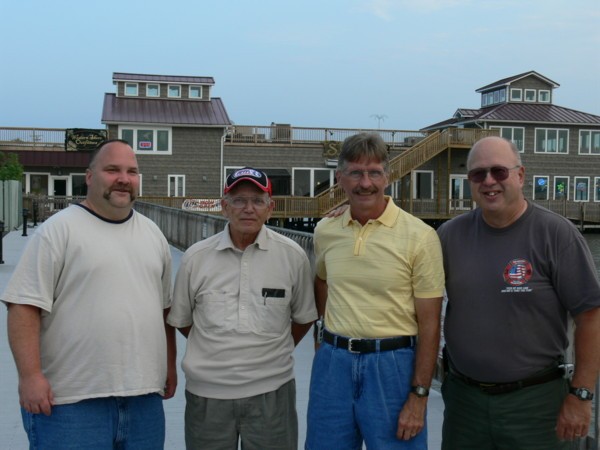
[314,197,444,338]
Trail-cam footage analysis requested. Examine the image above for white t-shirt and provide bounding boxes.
[1,204,172,405]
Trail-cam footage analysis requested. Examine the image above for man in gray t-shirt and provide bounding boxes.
[437,137,600,450]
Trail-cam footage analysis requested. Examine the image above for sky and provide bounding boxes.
[1,0,599,131]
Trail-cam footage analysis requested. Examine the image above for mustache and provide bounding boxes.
[103,184,136,201]
[353,187,378,195]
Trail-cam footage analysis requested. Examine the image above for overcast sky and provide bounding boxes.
[1,0,598,131]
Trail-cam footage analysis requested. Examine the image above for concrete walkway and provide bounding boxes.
[0,227,443,449]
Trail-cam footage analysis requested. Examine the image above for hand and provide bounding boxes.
[162,366,178,399]
[324,204,348,218]
[19,373,54,416]
[556,394,591,441]
[396,394,426,440]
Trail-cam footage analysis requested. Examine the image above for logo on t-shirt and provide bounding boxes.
[503,258,533,286]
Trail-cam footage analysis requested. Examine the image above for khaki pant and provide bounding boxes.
[184,379,297,450]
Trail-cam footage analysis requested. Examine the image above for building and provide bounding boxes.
[2,70,600,225]
[421,70,600,205]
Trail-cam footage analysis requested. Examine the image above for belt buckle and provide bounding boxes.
[347,338,360,353]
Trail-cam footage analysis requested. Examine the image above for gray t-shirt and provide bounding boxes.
[438,202,600,382]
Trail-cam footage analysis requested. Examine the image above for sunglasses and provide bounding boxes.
[467,165,521,183]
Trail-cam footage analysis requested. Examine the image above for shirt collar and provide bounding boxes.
[216,223,269,250]
[341,196,399,228]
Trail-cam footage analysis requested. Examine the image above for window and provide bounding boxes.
[539,90,550,103]
[125,83,138,96]
[168,85,181,98]
[499,88,506,102]
[524,89,536,102]
[412,170,433,199]
[535,128,568,153]
[146,84,160,97]
[554,176,569,200]
[579,130,600,154]
[119,126,172,154]
[533,176,549,200]
[168,175,185,197]
[510,88,522,101]
[574,177,590,201]
[493,91,499,104]
[71,174,87,196]
[25,173,50,195]
[189,85,202,99]
[490,127,525,152]
[595,178,600,202]
[292,168,335,196]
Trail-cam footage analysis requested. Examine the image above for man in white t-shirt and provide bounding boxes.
[2,140,176,449]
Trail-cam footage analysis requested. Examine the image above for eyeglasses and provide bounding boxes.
[467,165,521,183]
[342,170,386,181]
[226,196,271,209]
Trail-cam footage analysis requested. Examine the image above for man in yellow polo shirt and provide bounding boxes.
[305,132,444,450]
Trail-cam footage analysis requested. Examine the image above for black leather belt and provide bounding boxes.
[322,329,415,354]
[449,366,564,395]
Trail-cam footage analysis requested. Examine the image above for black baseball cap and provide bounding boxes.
[224,167,272,196]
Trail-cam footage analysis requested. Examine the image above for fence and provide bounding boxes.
[0,181,23,232]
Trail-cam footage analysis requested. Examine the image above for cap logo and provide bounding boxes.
[232,168,262,179]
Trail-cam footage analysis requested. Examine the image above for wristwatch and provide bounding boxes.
[411,385,430,398]
[569,387,594,401]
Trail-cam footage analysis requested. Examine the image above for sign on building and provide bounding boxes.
[65,129,108,151]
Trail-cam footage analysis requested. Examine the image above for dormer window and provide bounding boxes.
[125,83,138,96]
[524,89,536,102]
[189,85,203,99]
[539,90,550,103]
[510,88,522,101]
[168,85,181,98]
[146,84,160,97]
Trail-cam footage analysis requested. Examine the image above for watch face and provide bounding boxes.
[571,387,594,401]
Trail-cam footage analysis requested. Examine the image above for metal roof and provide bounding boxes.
[113,73,215,85]
[476,71,559,93]
[101,94,231,126]
[422,103,600,131]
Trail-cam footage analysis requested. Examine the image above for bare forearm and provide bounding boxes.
[571,307,600,390]
[7,304,43,377]
[412,297,443,387]
[291,322,314,346]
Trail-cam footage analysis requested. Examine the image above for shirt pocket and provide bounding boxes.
[251,290,291,336]
[196,291,238,331]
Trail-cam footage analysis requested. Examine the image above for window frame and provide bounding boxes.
[524,89,536,102]
[539,90,550,103]
[489,126,525,152]
[533,175,549,201]
[534,128,569,154]
[553,176,570,201]
[168,84,181,98]
[574,177,590,202]
[146,84,160,97]
[168,174,186,197]
[510,88,522,101]
[412,170,434,199]
[594,177,600,202]
[292,167,335,197]
[579,130,600,155]
[118,126,173,154]
[124,83,138,96]
[189,85,203,99]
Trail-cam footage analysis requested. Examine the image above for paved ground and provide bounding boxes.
[0,227,443,449]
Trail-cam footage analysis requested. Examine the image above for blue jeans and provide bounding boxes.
[21,394,165,450]
[305,342,426,450]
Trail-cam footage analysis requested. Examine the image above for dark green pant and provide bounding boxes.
[441,373,569,450]
[184,379,297,450]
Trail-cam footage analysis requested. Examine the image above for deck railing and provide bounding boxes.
[0,127,65,149]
